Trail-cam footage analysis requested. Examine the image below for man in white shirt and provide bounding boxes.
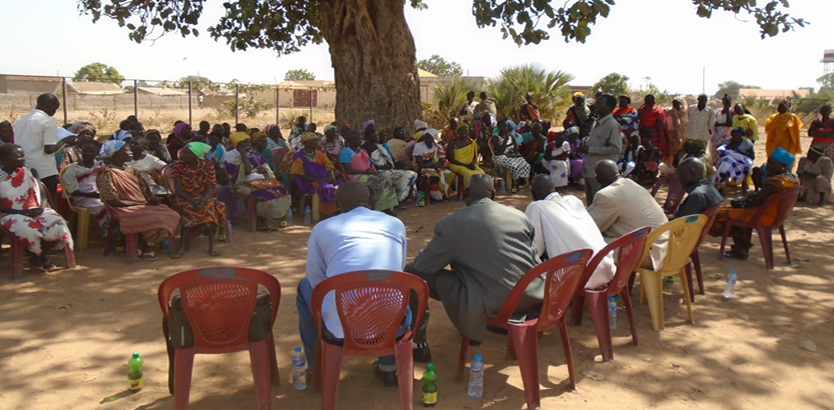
[686,94,715,148]
[525,175,615,289]
[14,94,75,201]
[296,181,409,387]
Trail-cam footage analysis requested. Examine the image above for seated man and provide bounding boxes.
[525,174,615,289]
[296,181,409,387]
[798,146,833,205]
[589,160,668,268]
[406,174,541,345]
[675,158,724,218]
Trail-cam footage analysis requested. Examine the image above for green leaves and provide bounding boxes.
[418,55,464,77]
[73,62,125,84]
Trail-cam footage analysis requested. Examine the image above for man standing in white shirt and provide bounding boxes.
[686,94,715,150]
[525,174,615,289]
[14,94,75,201]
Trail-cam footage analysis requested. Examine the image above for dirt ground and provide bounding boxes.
[2,145,834,410]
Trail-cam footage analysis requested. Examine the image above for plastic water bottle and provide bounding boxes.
[291,346,307,390]
[723,269,737,299]
[285,208,293,226]
[608,296,617,330]
[468,354,484,398]
[160,239,171,253]
[127,352,144,392]
[499,179,506,194]
[421,363,438,407]
[303,206,312,225]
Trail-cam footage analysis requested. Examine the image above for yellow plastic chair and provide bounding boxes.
[637,214,707,331]
[58,167,93,251]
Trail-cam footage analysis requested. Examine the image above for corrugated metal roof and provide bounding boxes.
[67,81,124,95]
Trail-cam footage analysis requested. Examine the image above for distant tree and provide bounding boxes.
[179,75,212,84]
[488,64,574,122]
[417,55,463,77]
[714,81,760,99]
[592,73,630,97]
[817,73,834,93]
[284,69,316,81]
[73,62,125,84]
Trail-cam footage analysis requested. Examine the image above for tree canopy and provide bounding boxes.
[418,55,463,77]
[715,81,760,99]
[73,62,125,84]
[818,73,834,94]
[592,73,630,97]
[285,69,316,81]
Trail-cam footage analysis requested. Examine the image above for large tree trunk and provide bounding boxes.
[319,0,422,133]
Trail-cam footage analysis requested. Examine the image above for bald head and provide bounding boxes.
[594,160,621,188]
[531,174,556,201]
[336,180,373,212]
[678,157,705,188]
[36,93,59,117]
[466,174,494,205]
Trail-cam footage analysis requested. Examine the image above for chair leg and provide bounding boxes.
[320,343,344,410]
[506,331,516,360]
[779,225,791,265]
[757,227,774,269]
[249,340,273,410]
[77,211,90,251]
[394,341,414,410]
[621,290,639,346]
[313,339,323,392]
[692,250,704,295]
[312,194,321,222]
[456,337,470,382]
[125,233,139,264]
[685,263,695,303]
[639,270,665,330]
[10,234,23,280]
[268,335,280,386]
[510,325,541,408]
[719,221,732,256]
[173,348,195,410]
[570,295,585,326]
[678,267,695,325]
[586,292,613,362]
[557,321,577,390]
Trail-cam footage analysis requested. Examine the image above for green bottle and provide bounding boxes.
[422,363,437,407]
[127,352,144,392]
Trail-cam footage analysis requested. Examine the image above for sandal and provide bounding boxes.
[722,251,750,261]
[256,225,276,232]
[141,252,159,261]
[170,250,186,259]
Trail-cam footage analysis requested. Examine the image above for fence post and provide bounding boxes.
[235,83,240,125]
[309,86,313,122]
[61,77,68,125]
[188,82,193,125]
[275,87,280,127]
[133,80,138,120]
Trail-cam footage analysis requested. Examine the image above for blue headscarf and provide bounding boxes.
[100,140,126,158]
[770,147,795,168]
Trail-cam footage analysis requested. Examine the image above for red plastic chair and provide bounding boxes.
[570,228,650,362]
[456,249,593,409]
[311,270,428,410]
[157,266,281,410]
[684,204,721,301]
[719,187,800,269]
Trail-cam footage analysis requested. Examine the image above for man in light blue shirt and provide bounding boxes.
[296,180,409,386]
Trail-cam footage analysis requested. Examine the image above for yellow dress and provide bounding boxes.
[765,113,803,157]
[446,139,484,188]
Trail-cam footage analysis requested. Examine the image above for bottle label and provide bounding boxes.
[128,376,143,391]
[422,391,437,404]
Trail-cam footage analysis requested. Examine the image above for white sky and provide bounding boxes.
[3,0,832,95]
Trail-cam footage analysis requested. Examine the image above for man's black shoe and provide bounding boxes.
[374,363,398,388]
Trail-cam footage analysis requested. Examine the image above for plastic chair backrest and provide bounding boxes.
[158,266,282,353]
[160,164,176,194]
[495,249,592,331]
[311,270,428,353]
[582,227,651,293]
[645,215,708,274]
[272,147,289,171]
[747,187,800,227]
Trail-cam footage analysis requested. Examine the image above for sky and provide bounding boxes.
[2,0,833,96]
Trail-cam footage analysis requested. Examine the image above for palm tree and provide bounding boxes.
[422,77,477,128]
[488,64,575,124]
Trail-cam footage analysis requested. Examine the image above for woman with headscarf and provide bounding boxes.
[665,97,689,157]
[363,131,417,202]
[710,147,799,260]
[765,101,803,160]
[95,140,180,260]
[564,92,591,129]
[490,118,531,192]
[0,144,73,273]
[225,138,292,231]
[318,124,345,164]
[143,129,173,163]
[637,94,671,162]
[0,120,14,144]
[167,122,191,154]
[542,128,573,189]
[290,132,339,214]
[58,121,97,169]
[413,131,457,201]
[340,135,399,211]
[170,142,226,258]
[61,141,110,233]
[446,124,485,189]
[710,94,735,165]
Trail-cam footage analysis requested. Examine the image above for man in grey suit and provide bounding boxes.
[406,174,542,352]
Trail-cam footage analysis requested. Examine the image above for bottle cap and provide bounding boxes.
[609,296,616,301]
[132,352,140,358]
[730,269,736,274]
[426,364,434,371]
[294,346,302,352]
[474,354,482,361]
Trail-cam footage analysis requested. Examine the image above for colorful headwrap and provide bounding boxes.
[619,94,631,104]
[424,128,439,141]
[264,124,278,134]
[362,119,375,129]
[186,142,212,157]
[300,132,319,144]
[506,120,517,131]
[100,140,126,157]
[173,122,190,138]
[414,120,428,130]
[68,121,96,135]
[770,147,795,168]
[573,91,584,98]
[324,124,337,134]
[564,126,579,136]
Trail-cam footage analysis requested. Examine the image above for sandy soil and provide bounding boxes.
[2,147,833,410]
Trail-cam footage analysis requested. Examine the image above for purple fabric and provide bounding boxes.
[216,184,245,219]
[226,150,288,202]
[292,150,339,203]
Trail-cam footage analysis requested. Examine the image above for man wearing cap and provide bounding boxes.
[14,93,76,201]
[710,147,800,260]
[798,146,833,205]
